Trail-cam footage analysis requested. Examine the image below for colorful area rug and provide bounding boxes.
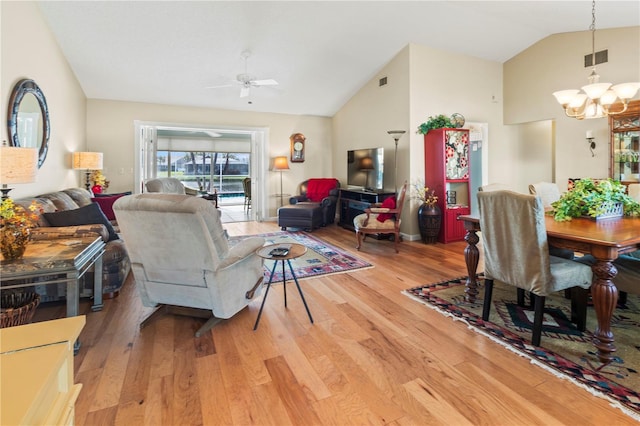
[230,231,373,283]
[403,276,640,420]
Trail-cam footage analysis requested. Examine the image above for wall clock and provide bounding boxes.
[290,132,305,163]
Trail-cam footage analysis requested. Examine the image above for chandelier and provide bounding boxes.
[552,0,640,120]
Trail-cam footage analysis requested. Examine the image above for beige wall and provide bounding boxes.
[504,26,640,188]
[1,1,87,198]
[87,99,332,217]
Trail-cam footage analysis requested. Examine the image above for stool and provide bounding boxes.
[278,203,323,231]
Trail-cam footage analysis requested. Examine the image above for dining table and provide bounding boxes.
[458,214,640,365]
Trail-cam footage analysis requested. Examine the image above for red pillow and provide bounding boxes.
[376,196,396,222]
[91,194,125,221]
[306,178,338,202]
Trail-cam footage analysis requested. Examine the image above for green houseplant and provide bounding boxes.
[551,178,640,221]
[417,114,453,135]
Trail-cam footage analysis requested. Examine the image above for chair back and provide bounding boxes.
[478,183,511,192]
[395,181,408,224]
[628,183,640,202]
[243,177,251,199]
[528,182,561,208]
[145,177,186,194]
[478,190,552,294]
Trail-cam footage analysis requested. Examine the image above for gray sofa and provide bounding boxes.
[14,188,131,301]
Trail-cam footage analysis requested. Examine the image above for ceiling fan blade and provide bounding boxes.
[205,83,234,89]
[252,79,278,86]
[240,86,250,98]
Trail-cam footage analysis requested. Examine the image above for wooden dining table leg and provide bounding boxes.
[463,223,481,303]
[590,254,619,365]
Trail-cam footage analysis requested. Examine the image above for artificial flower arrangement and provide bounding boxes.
[90,170,110,194]
[411,180,438,206]
[0,199,42,260]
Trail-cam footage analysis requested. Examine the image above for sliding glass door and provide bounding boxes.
[156,150,250,196]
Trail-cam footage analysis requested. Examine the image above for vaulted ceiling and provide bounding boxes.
[38,1,639,117]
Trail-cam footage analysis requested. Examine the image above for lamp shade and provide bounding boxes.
[0,146,38,184]
[359,157,374,170]
[273,156,290,171]
[72,152,103,170]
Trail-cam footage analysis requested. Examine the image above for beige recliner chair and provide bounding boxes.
[145,177,198,195]
[113,194,265,336]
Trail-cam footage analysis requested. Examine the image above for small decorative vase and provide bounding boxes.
[418,203,442,244]
[91,185,103,194]
[0,225,31,260]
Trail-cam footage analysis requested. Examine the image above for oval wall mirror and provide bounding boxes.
[7,79,50,168]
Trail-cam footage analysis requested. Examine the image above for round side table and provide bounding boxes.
[253,243,314,330]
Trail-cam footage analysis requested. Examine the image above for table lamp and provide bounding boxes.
[72,152,103,191]
[0,145,38,200]
[273,156,290,207]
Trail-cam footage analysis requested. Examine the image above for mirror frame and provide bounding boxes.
[7,79,51,168]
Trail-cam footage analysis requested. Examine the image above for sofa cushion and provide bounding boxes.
[43,202,119,241]
[306,178,338,202]
[38,191,80,212]
[62,188,94,207]
[91,194,127,221]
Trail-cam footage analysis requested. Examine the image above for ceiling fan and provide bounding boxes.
[207,50,278,98]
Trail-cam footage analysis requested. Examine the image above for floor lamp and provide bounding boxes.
[387,130,406,194]
[0,146,38,200]
[72,152,103,191]
[273,156,290,207]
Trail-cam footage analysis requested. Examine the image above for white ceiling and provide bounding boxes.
[37,1,640,117]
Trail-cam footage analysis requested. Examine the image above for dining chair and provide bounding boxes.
[354,181,407,253]
[528,182,562,209]
[478,183,512,192]
[478,190,593,346]
[628,183,640,203]
[577,251,640,306]
[242,177,251,212]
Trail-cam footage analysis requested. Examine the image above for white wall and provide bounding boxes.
[1,1,87,198]
[504,26,640,188]
[87,99,332,217]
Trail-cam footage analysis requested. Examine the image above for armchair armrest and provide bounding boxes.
[320,194,338,208]
[289,195,307,205]
[220,237,266,269]
[30,225,110,242]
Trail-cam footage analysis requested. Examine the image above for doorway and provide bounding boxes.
[134,121,269,222]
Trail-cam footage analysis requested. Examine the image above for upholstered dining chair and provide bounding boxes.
[113,193,265,337]
[577,250,640,306]
[628,183,640,202]
[354,181,407,253]
[242,177,252,212]
[478,183,512,192]
[478,190,593,346]
[528,182,562,209]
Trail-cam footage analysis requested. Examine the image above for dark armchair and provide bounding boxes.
[278,178,340,231]
[289,178,340,226]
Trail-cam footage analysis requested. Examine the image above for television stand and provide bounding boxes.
[338,188,395,231]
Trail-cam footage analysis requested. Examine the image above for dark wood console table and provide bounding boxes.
[338,188,395,231]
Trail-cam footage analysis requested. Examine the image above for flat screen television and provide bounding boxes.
[347,147,384,191]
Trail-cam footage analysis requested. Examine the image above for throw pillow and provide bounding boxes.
[306,178,338,202]
[376,196,396,222]
[91,194,126,221]
[43,203,119,242]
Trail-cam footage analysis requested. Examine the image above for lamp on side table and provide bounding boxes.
[0,145,38,200]
[72,152,103,191]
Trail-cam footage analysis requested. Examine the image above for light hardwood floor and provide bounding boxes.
[34,221,635,425]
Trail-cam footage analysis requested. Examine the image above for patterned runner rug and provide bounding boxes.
[403,275,640,420]
[231,231,373,283]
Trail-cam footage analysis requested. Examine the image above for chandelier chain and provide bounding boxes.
[590,0,596,67]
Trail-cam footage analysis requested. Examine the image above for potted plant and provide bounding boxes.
[411,180,441,243]
[417,114,453,135]
[551,178,640,221]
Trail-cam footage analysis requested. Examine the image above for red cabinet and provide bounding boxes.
[424,128,471,243]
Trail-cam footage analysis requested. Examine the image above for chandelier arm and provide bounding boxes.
[602,103,629,116]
